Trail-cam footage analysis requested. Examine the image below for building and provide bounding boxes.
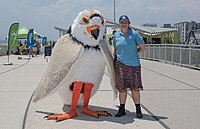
[142,23,157,27]
[174,22,188,43]
[132,26,179,44]
[163,24,173,28]
[195,29,200,43]
[54,21,179,44]
[106,24,179,44]
[174,21,200,44]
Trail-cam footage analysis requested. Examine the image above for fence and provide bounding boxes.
[140,44,200,70]
[0,44,18,56]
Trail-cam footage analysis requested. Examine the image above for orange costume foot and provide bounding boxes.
[45,110,77,122]
[45,81,83,122]
[81,83,112,117]
[44,81,111,122]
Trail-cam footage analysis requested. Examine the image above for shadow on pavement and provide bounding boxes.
[35,104,168,125]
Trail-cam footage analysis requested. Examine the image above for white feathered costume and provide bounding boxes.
[33,9,116,121]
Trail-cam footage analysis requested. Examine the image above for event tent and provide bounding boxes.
[18,26,43,39]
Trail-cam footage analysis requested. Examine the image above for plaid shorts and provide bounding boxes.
[114,59,143,92]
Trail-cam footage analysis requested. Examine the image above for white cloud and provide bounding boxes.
[0,0,199,40]
[113,0,200,25]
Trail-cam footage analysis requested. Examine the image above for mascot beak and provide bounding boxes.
[91,28,99,40]
[87,25,100,40]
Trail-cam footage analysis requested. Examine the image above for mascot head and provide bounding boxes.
[71,9,105,46]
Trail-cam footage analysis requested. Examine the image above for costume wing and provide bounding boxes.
[99,40,117,99]
[33,34,82,102]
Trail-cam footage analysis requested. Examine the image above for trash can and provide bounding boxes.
[44,45,52,58]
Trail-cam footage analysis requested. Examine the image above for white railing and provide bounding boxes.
[140,44,200,70]
[0,44,17,56]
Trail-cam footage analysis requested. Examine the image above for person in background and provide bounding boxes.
[36,41,41,55]
[113,15,145,118]
[52,41,56,48]
[18,43,24,55]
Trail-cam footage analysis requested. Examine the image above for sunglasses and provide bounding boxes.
[119,20,129,24]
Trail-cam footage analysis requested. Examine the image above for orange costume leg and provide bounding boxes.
[46,81,83,122]
[81,83,111,118]
[81,83,98,117]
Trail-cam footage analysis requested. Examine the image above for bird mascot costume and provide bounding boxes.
[32,9,117,122]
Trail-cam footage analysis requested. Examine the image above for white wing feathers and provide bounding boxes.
[99,40,117,100]
[33,34,82,102]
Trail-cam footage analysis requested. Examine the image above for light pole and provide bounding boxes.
[114,0,116,24]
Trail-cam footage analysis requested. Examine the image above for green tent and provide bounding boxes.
[18,26,43,39]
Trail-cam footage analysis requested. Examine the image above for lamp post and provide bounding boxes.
[113,0,117,29]
[114,0,116,24]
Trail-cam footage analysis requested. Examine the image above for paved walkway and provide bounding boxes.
[0,55,199,129]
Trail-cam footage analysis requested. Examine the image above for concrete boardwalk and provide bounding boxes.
[0,55,199,129]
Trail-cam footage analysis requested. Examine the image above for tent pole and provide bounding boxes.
[7,43,10,63]
[4,38,13,65]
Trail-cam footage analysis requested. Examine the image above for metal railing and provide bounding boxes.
[140,44,200,70]
[0,44,17,56]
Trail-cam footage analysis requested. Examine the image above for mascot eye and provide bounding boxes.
[81,16,89,24]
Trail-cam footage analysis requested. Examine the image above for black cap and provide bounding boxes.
[119,15,130,24]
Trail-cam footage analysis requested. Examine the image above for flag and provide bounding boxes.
[27,29,34,48]
[42,37,47,46]
[8,23,19,49]
[4,23,19,65]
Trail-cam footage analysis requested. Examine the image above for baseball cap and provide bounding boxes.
[119,15,130,24]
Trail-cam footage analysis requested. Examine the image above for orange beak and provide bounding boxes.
[87,25,100,40]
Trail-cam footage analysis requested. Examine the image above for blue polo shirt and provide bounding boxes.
[113,29,144,66]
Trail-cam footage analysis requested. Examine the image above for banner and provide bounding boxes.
[8,23,19,49]
[27,29,34,48]
[42,37,47,46]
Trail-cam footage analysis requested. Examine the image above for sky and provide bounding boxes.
[0,0,199,40]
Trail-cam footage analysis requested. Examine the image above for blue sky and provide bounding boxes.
[0,0,199,40]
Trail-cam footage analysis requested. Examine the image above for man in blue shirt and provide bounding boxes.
[113,15,145,118]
